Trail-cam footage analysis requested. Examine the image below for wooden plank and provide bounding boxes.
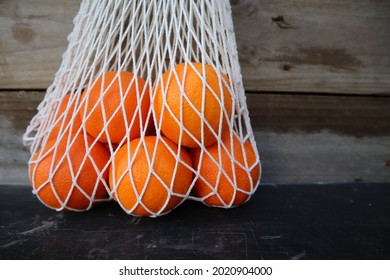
[246,93,390,137]
[232,0,390,94]
[1,90,389,185]
[0,0,81,88]
[0,91,42,185]
[1,0,390,94]
[246,93,390,184]
[1,183,389,259]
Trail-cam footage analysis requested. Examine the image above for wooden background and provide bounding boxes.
[1,0,390,94]
[0,0,389,185]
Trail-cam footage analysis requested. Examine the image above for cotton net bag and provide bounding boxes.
[23,0,261,217]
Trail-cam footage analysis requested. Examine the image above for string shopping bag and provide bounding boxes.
[23,0,261,216]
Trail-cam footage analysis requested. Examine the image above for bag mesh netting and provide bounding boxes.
[23,0,261,217]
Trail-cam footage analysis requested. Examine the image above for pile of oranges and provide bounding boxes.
[29,63,261,217]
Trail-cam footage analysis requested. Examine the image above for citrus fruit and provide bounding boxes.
[191,133,261,207]
[29,133,110,211]
[80,71,150,144]
[109,136,193,217]
[153,63,233,148]
[47,94,82,141]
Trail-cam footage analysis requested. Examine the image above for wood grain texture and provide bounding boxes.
[246,93,390,137]
[246,93,390,183]
[232,0,390,94]
[1,90,389,185]
[0,0,80,88]
[0,91,42,184]
[1,0,390,94]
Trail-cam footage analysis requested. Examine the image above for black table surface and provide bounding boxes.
[1,183,389,260]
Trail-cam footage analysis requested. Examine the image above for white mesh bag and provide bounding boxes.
[23,0,261,216]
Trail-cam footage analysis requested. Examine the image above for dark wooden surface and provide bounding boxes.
[0,183,389,260]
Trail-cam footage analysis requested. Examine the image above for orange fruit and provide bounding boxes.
[47,94,82,141]
[153,63,233,148]
[191,133,261,207]
[109,136,193,217]
[80,71,150,144]
[29,133,110,211]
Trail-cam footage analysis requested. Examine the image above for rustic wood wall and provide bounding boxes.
[1,0,390,94]
[1,1,390,185]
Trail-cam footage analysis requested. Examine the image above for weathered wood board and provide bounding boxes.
[1,90,389,185]
[1,0,390,94]
[0,0,81,88]
[233,0,390,94]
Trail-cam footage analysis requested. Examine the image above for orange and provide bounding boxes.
[153,63,233,148]
[109,136,193,217]
[29,133,110,211]
[47,94,82,141]
[191,133,261,207]
[80,71,150,144]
